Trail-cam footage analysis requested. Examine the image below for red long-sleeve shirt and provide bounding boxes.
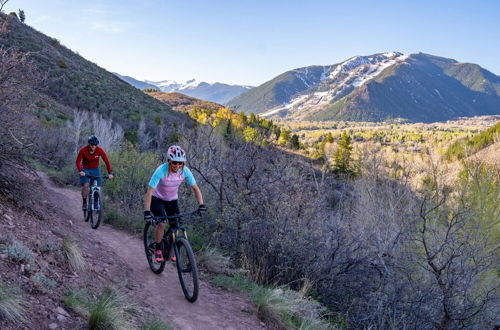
[75,146,112,173]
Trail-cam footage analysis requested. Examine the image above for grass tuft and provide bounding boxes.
[62,237,86,272]
[0,280,30,324]
[87,288,137,330]
[197,247,233,274]
[213,274,337,329]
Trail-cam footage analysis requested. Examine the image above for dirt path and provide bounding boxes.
[39,172,267,330]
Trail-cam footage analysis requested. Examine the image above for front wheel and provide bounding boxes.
[174,237,199,302]
[89,191,103,229]
[83,195,89,222]
[143,222,166,274]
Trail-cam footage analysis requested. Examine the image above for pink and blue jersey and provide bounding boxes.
[148,164,196,201]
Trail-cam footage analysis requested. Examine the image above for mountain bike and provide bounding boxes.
[82,175,109,229]
[143,211,201,302]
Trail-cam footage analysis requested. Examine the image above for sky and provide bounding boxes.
[4,0,500,86]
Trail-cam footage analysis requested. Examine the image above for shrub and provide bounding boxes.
[57,59,68,68]
[32,272,57,291]
[213,274,334,329]
[1,239,35,265]
[0,280,29,324]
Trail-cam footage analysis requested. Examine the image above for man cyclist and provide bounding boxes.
[144,145,207,262]
[76,135,114,211]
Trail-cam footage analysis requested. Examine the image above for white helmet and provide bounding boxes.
[167,145,187,162]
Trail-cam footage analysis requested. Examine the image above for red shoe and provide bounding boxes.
[155,250,164,262]
[171,255,176,262]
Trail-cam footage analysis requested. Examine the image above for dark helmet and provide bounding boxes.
[88,135,99,145]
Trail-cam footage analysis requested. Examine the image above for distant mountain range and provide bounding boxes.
[114,74,253,105]
[227,52,500,122]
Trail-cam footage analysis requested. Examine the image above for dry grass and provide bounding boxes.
[62,237,86,272]
[0,280,30,324]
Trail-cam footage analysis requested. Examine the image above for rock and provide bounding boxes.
[20,264,25,273]
[55,307,70,317]
[49,322,58,329]
[0,253,7,259]
[4,214,12,221]
[56,314,67,322]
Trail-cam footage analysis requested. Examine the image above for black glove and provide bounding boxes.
[197,204,207,215]
[144,211,153,221]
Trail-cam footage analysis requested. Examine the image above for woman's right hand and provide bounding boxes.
[79,171,86,176]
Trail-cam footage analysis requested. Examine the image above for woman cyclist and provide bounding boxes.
[143,145,207,262]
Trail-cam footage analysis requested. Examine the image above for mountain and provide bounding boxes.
[113,73,159,91]
[227,52,500,123]
[118,77,253,104]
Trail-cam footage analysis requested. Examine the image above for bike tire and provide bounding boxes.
[143,222,166,274]
[83,195,90,222]
[90,191,103,229]
[174,237,199,302]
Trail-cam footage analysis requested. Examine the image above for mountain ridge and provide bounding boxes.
[227,52,500,122]
[115,76,253,105]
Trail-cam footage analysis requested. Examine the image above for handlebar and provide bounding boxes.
[151,210,202,224]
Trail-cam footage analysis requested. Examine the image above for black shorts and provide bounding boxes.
[151,196,179,225]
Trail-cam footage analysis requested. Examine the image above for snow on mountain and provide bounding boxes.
[261,52,409,118]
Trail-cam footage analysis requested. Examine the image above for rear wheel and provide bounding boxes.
[174,237,199,302]
[89,191,103,229]
[143,222,166,274]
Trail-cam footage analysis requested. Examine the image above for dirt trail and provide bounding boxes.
[39,172,267,330]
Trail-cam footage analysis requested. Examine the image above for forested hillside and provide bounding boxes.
[1,11,499,330]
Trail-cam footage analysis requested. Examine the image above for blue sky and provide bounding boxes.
[5,0,500,86]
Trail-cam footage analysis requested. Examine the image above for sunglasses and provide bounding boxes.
[89,144,97,147]
[171,161,184,166]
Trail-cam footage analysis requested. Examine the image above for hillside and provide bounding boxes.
[228,52,500,122]
[146,91,224,113]
[0,13,189,133]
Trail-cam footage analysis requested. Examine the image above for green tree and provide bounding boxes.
[325,132,334,143]
[18,9,25,23]
[290,134,300,150]
[277,129,291,146]
[249,113,257,124]
[243,126,258,142]
[333,131,353,173]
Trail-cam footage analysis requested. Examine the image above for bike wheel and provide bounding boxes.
[174,237,199,302]
[90,191,103,229]
[83,196,89,222]
[143,222,166,274]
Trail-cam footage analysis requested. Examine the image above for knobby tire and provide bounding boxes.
[174,237,199,302]
[90,191,102,229]
[143,222,166,274]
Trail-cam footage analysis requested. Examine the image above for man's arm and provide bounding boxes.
[99,148,113,174]
[75,148,84,172]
